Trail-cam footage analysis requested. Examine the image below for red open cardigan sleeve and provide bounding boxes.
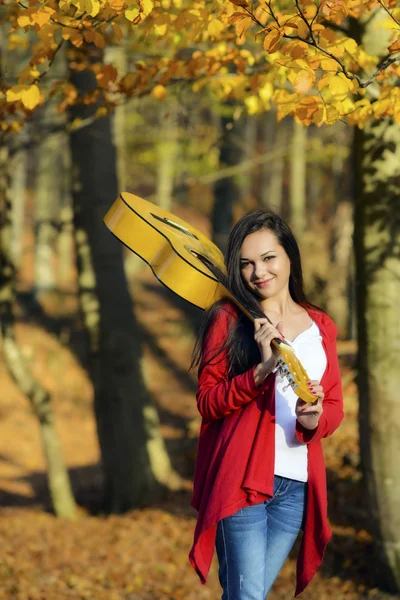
[196,305,270,422]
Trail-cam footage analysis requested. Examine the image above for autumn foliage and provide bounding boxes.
[2,0,400,135]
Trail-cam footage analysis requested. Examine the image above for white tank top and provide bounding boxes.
[274,320,327,482]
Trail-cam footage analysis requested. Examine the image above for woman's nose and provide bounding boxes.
[252,261,267,281]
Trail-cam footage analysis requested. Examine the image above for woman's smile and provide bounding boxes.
[254,278,274,288]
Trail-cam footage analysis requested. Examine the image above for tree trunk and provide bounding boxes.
[68,46,181,512]
[352,10,400,591]
[212,111,243,254]
[0,145,76,519]
[56,137,74,290]
[267,120,286,212]
[325,201,353,338]
[353,117,400,592]
[10,130,28,269]
[34,108,64,292]
[241,113,257,203]
[289,120,307,240]
[156,101,179,212]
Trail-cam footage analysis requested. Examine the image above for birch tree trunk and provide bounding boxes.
[0,145,76,519]
[34,108,64,292]
[68,47,181,512]
[156,102,179,212]
[10,130,28,269]
[352,9,400,591]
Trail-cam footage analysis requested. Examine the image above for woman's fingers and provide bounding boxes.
[296,396,323,415]
[254,320,283,341]
[307,380,324,400]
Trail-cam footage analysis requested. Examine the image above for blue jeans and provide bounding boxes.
[215,475,307,600]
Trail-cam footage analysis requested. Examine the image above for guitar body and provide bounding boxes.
[104,192,230,312]
[104,192,317,403]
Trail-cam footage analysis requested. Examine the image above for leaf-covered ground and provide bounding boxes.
[0,212,399,600]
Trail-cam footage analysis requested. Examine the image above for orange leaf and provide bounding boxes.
[229,0,249,7]
[228,11,248,24]
[263,28,283,53]
[388,37,400,54]
[97,64,118,88]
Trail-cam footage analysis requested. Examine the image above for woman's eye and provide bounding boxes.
[240,262,250,269]
[264,256,275,261]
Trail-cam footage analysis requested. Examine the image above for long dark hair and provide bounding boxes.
[191,209,319,377]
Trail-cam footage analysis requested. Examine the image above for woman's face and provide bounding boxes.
[239,228,291,300]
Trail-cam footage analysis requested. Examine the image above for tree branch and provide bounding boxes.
[376,0,400,28]
[256,0,400,89]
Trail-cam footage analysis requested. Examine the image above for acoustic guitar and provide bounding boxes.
[104,192,317,403]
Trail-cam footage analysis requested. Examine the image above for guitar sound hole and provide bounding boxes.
[188,249,228,285]
[151,213,199,240]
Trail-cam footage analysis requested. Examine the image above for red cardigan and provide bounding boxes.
[189,302,344,596]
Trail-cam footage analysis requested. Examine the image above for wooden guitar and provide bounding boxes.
[104,192,317,403]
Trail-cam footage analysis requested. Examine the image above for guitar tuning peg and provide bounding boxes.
[272,359,284,374]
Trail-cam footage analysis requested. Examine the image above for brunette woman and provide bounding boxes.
[189,209,343,599]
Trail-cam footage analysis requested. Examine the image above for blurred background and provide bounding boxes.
[0,2,399,599]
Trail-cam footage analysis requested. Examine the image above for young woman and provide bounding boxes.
[189,209,344,599]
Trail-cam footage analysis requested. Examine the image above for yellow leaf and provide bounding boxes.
[343,38,358,56]
[235,15,252,38]
[7,84,41,110]
[245,95,261,114]
[328,75,349,100]
[76,0,101,17]
[152,84,167,100]
[154,23,167,35]
[339,97,356,114]
[141,0,154,15]
[259,81,273,102]
[319,57,340,71]
[208,19,224,37]
[17,14,34,28]
[8,33,29,51]
[293,70,316,94]
[34,7,55,28]
[125,5,140,21]
[325,104,339,125]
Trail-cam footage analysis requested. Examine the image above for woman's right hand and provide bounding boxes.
[254,318,284,379]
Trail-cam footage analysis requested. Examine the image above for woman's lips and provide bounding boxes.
[255,278,274,288]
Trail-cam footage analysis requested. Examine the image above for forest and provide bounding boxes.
[0,0,399,598]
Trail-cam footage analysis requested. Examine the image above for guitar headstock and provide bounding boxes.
[273,341,318,403]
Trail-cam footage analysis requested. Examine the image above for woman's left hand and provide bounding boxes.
[295,380,324,431]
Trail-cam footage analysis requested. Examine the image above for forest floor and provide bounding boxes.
[0,206,399,600]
